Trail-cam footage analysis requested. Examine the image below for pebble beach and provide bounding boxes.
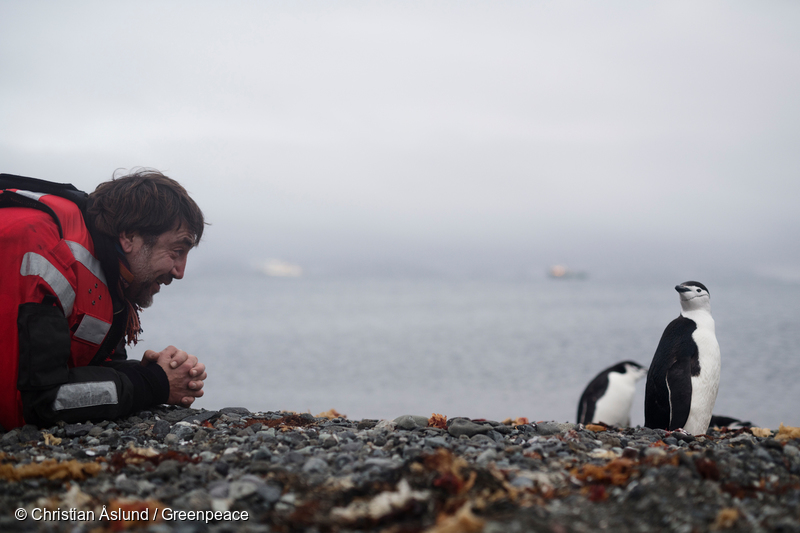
[2,407,800,532]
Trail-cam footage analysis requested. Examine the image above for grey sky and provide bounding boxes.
[2,1,799,280]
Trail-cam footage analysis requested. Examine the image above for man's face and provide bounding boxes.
[120,226,195,308]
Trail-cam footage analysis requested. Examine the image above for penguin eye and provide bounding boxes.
[696,289,701,292]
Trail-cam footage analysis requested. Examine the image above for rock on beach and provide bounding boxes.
[1,407,799,532]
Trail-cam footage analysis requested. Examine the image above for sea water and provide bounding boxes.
[129,274,800,429]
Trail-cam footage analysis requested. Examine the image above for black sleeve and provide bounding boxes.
[17,301,170,427]
[101,359,170,411]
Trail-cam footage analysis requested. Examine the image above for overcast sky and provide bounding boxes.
[2,1,799,281]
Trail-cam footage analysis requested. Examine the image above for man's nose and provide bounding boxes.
[171,257,186,279]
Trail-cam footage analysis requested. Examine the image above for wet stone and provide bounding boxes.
[285,451,306,464]
[151,419,171,439]
[302,457,328,473]
[358,419,379,430]
[208,481,229,499]
[394,415,430,430]
[19,424,42,443]
[230,476,262,499]
[193,428,209,443]
[219,407,251,416]
[65,423,91,438]
[342,440,364,452]
[488,430,505,443]
[448,419,491,438]
[181,410,219,425]
[535,422,573,436]
[214,461,230,476]
[149,459,181,479]
[169,422,195,441]
[258,482,283,504]
[0,430,19,446]
[468,435,494,449]
[159,408,198,424]
[172,488,211,511]
[425,437,450,448]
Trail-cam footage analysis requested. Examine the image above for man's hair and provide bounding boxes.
[87,169,205,246]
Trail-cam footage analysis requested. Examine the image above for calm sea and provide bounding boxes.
[128,274,800,429]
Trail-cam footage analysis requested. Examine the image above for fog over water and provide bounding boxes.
[2,3,800,423]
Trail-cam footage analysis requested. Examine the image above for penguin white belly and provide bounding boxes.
[683,327,720,435]
[591,373,636,426]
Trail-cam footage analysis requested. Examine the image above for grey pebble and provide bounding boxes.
[477,448,498,465]
[230,476,262,499]
[302,457,328,473]
[448,419,491,438]
[151,419,171,438]
[425,436,450,448]
[18,424,44,442]
[208,480,229,498]
[65,423,91,438]
[219,407,251,416]
[394,415,430,430]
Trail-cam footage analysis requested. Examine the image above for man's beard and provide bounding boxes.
[124,245,170,308]
[125,277,158,309]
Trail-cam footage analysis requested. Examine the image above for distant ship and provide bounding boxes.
[258,259,303,278]
[548,265,588,279]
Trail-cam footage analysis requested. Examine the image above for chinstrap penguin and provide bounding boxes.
[577,361,648,427]
[708,415,752,431]
[645,281,721,435]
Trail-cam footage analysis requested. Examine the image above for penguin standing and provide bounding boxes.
[577,361,648,426]
[645,281,720,435]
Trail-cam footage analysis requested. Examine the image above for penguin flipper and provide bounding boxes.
[645,365,671,429]
[665,358,692,430]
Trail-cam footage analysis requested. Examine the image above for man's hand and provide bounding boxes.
[141,346,207,406]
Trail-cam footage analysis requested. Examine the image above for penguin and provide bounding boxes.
[708,415,752,431]
[577,361,648,426]
[645,281,721,435]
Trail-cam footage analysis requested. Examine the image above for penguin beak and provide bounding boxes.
[675,285,690,293]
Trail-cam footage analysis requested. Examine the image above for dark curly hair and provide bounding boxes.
[87,169,205,247]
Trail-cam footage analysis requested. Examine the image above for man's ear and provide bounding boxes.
[119,232,136,254]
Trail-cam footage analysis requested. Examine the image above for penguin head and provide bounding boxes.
[611,361,648,382]
[675,281,711,311]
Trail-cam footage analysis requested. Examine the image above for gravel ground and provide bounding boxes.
[1,407,799,533]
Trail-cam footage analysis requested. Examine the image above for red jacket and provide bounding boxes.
[0,182,168,429]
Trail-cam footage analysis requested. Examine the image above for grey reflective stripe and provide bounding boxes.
[20,252,75,316]
[14,189,46,201]
[65,241,107,284]
[52,381,118,411]
[73,314,111,344]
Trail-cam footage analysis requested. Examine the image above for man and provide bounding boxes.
[0,169,208,430]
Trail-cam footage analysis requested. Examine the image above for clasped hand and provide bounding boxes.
[140,346,207,406]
